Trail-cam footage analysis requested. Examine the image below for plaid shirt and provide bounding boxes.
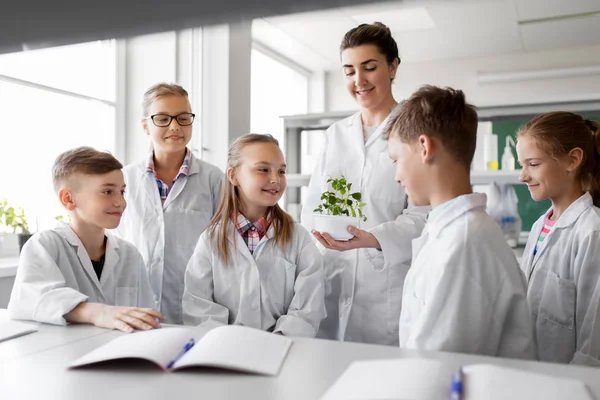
[234,212,271,254]
[146,149,191,205]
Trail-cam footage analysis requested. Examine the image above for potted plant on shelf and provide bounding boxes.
[0,199,32,253]
[312,176,367,241]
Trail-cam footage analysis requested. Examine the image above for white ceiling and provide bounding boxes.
[252,0,600,71]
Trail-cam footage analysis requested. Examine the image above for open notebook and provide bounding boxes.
[320,358,594,400]
[0,320,37,343]
[69,324,292,376]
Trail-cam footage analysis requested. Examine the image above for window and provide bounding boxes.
[250,48,309,145]
[0,41,117,232]
[250,48,310,217]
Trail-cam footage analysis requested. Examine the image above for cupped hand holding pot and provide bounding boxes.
[311,225,380,251]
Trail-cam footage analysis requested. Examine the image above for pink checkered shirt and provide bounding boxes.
[146,149,191,205]
[233,212,271,254]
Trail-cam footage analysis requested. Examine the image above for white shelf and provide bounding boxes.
[470,170,524,185]
[287,171,524,188]
[287,174,311,187]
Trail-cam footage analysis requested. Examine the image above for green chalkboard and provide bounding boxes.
[492,120,550,232]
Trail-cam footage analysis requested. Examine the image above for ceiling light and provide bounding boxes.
[477,65,600,84]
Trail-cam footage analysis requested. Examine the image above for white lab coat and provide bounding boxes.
[116,152,223,324]
[522,192,600,366]
[301,112,427,345]
[399,193,536,359]
[182,221,326,337]
[8,223,156,326]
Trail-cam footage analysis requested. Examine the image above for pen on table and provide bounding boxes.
[166,338,195,369]
[450,367,464,400]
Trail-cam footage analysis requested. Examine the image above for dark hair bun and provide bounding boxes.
[372,21,392,35]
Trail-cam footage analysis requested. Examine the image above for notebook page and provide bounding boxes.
[69,327,194,369]
[320,359,448,400]
[0,320,37,343]
[464,364,593,400]
[173,325,292,376]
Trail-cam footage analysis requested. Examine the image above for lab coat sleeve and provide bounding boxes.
[133,249,158,309]
[7,235,88,326]
[365,200,428,271]
[181,234,229,327]
[274,229,326,337]
[404,240,503,354]
[571,231,600,366]
[300,132,329,232]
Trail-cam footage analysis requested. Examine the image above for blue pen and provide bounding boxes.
[450,367,463,400]
[166,338,195,369]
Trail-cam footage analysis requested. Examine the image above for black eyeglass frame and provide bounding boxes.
[143,113,196,127]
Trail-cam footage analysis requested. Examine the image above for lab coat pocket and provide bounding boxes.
[270,258,297,314]
[115,287,138,307]
[539,271,575,330]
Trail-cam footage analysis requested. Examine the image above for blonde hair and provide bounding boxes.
[52,147,122,192]
[517,112,600,206]
[142,82,190,117]
[207,134,294,264]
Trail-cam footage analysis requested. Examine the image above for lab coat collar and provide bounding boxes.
[138,148,200,178]
[54,222,118,250]
[426,193,487,239]
[187,152,201,175]
[346,112,360,126]
[347,111,393,148]
[527,192,593,272]
[553,192,593,229]
[225,220,275,261]
[53,222,120,290]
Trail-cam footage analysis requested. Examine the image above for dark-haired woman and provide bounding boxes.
[302,22,426,346]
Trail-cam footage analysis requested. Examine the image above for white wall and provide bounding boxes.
[200,22,252,171]
[124,32,179,164]
[325,44,600,111]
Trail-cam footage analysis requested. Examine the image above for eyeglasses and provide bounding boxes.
[144,113,195,127]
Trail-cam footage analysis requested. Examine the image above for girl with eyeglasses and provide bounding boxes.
[115,83,223,324]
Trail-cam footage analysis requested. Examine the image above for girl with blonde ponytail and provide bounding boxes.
[182,134,325,337]
[516,112,600,365]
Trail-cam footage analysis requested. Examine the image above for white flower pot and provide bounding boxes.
[312,214,361,241]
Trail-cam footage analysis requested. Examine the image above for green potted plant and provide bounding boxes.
[0,199,32,252]
[312,175,367,241]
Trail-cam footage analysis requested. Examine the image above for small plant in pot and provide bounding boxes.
[313,176,367,241]
[0,199,32,253]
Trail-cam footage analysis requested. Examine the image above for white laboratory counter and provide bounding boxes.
[1,309,599,400]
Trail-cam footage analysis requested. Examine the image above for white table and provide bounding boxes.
[1,310,600,400]
[0,312,112,362]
